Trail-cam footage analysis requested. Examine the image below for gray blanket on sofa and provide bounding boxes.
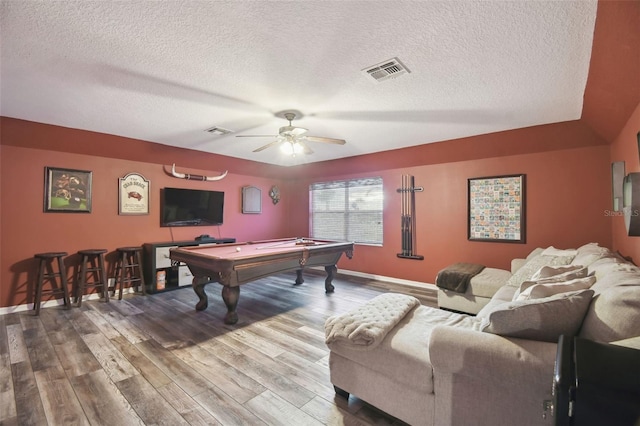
[436,262,486,293]
[324,293,420,350]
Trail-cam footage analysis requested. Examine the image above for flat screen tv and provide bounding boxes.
[161,187,224,227]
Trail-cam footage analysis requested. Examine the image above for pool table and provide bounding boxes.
[169,238,354,324]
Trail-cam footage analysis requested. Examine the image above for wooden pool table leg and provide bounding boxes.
[192,276,210,311]
[324,265,337,293]
[221,285,240,324]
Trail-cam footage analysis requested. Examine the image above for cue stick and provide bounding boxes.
[400,175,406,256]
[397,174,424,259]
[407,175,412,255]
[411,175,418,256]
[255,238,304,249]
[403,175,410,256]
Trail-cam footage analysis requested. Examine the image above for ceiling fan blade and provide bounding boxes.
[299,141,314,155]
[310,109,506,124]
[236,135,278,138]
[306,136,346,145]
[97,65,269,113]
[252,140,280,152]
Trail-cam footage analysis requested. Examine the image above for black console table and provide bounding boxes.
[143,238,235,293]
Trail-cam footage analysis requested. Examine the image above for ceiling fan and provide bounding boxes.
[236,112,346,156]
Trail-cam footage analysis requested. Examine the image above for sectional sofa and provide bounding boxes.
[324,243,640,426]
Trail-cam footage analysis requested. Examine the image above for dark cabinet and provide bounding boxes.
[143,238,235,293]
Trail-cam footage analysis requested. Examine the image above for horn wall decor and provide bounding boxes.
[170,164,228,181]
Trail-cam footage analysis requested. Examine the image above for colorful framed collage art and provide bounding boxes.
[468,174,526,243]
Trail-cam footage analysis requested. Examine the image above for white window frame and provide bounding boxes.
[309,177,383,245]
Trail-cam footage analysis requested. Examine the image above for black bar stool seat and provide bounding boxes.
[115,246,146,300]
[33,252,70,315]
[75,249,109,307]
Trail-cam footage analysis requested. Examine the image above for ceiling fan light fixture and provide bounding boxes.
[280,140,304,156]
[239,110,344,155]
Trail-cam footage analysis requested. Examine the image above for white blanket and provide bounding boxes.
[324,293,420,350]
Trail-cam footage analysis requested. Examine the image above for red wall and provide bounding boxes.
[610,103,640,262]
[287,123,612,284]
[0,118,613,309]
[0,120,293,308]
[582,0,640,143]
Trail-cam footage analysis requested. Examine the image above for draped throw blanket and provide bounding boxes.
[436,262,486,293]
[324,293,420,350]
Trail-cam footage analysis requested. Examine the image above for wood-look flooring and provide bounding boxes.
[0,271,437,426]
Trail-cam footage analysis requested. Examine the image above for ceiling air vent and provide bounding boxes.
[204,126,234,135]
[362,57,410,83]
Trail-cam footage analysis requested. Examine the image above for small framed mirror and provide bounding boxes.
[242,186,261,214]
[612,161,625,212]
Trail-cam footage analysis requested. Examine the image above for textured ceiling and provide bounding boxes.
[0,1,598,167]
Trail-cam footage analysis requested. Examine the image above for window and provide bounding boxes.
[309,177,383,244]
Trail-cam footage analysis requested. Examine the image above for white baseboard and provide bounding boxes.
[337,268,438,291]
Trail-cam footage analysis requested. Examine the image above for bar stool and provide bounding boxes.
[75,249,109,307]
[33,252,71,315]
[114,246,146,300]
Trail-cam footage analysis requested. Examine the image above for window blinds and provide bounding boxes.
[309,177,383,244]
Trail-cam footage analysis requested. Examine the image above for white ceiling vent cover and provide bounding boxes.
[362,57,410,83]
[205,126,234,135]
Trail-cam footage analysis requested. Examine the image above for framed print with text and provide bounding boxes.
[119,172,150,215]
[468,174,525,243]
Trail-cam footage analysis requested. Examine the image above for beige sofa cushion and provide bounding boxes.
[588,256,639,280]
[579,267,640,343]
[478,289,594,342]
[467,267,512,298]
[579,284,640,343]
[327,305,480,393]
[590,269,640,293]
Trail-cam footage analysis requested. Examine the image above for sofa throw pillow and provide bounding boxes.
[530,265,587,281]
[505,255,573,288]
[526,247,545,261]
[480,289,594,342]
[541,246,578,258]
[512,266,590,299]
[515,276,596,301]
[571,243,611,267]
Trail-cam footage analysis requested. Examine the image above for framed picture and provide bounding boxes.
[44,167,93,213]
[468,174,526,243]
[119,172,150,215]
